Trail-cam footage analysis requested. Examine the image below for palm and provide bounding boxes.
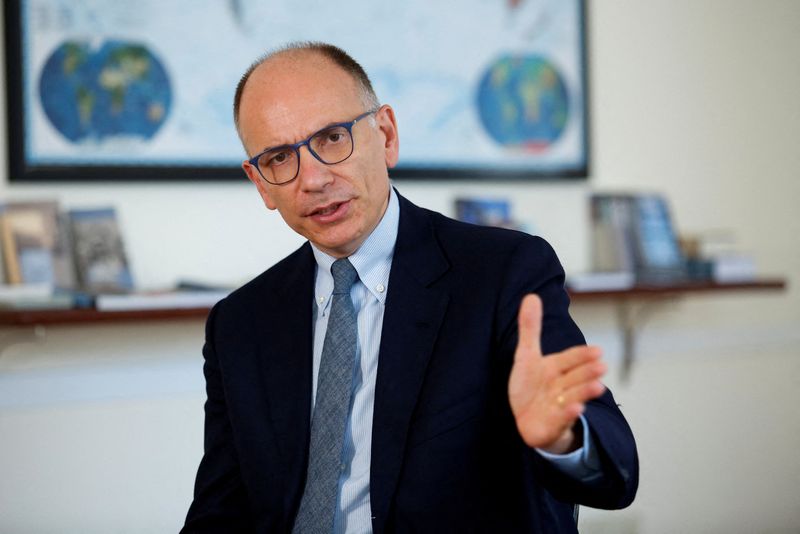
[508,295,606,453]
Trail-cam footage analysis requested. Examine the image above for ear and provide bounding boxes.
[376,105,400,169]
[243,161,278,210]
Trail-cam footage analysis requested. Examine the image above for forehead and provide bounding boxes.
[238,52,365,148]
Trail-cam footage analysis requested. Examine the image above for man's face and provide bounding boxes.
[238,53,400,258]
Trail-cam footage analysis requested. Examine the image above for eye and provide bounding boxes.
[315,126,349,147]
[262,148,294,167]
[326,132,344,143]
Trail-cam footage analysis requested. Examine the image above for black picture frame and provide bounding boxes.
[4,0,589,183]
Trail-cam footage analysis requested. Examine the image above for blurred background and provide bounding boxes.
[0,1,798,532]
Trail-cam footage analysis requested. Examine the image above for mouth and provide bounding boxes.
[307,199,351,223]
[310,202,342,216]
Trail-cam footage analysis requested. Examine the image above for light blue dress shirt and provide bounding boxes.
[309,188,600,534]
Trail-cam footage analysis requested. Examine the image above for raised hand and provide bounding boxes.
[508,294,607,454]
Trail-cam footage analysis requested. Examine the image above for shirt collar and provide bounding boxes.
[311,187,399,308]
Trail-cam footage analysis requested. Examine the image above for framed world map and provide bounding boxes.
[4,0,588,182]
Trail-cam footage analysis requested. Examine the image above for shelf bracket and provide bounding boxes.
[615,298,666,383]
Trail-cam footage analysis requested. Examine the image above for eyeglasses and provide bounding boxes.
[248,109,379,185]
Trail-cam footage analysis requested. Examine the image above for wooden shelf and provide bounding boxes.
[568,278,786,300]
[0,307,211,326]
[0,279,786,327]
[0,279,788,381]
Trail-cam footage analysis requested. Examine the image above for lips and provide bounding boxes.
[312,203,341,216]
[307,199,351,223]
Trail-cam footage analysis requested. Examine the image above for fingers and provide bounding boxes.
[551,344,602,374]
[516,294,543,359]
[560,380,607,409]
[559,356,607,392]
[551,347,607,413]
[553,362,607,418]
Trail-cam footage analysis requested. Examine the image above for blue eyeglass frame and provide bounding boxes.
[248,108,379,185]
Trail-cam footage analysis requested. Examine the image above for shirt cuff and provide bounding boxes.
[535,415,602,483]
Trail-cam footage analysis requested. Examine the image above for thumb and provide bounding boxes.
[517,293,543,359]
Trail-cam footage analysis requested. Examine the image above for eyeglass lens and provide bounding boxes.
[257,125,355,184]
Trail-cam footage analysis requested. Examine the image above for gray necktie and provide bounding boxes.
[293,258,359,534]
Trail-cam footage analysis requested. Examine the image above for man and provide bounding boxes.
[183,42,637,533]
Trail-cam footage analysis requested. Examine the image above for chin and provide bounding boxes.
[315,235,358,257]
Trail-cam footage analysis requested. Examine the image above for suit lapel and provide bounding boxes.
[370,195,450,533]
[258,244,315,514]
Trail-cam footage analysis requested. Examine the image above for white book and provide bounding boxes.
[712,254,756,283]
[567,271,636,292]
[0,283,54,301]
[0,283,77,309]
[95,290,230,311]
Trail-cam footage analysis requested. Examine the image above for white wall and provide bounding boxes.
[1,1,798,532]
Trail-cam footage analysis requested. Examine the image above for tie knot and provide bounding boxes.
[331,258,358,295]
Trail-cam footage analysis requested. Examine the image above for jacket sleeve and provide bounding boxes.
[496,235,639,510]
[181,300,256,533]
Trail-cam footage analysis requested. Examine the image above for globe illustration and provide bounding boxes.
[39,40,172,142]
[476,55,569,151]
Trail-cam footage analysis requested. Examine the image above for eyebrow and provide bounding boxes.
[256,118,351,155]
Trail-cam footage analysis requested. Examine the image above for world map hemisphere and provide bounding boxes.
[39,40,172,143]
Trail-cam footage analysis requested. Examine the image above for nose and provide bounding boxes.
[296,144,334,192]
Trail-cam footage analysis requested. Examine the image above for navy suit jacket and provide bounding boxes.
[183,193,638,533]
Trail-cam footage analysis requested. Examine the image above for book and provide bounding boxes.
[629,195,687,283]
[589,193,686,284]
[69,208,134,293]
[454,197,520,230]
[54,211,78,290]
[0,214,6,284]
[589,194,636,273]
[712,254,756,283]
[95,289,229,311]
[0,200,76,288]
[681,230,757,282]
[567,271,636,292]
[0,282,52,301]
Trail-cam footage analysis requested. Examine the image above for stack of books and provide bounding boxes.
[0,201,132,293]
[0,200,232,312]
[568,193,686,291]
